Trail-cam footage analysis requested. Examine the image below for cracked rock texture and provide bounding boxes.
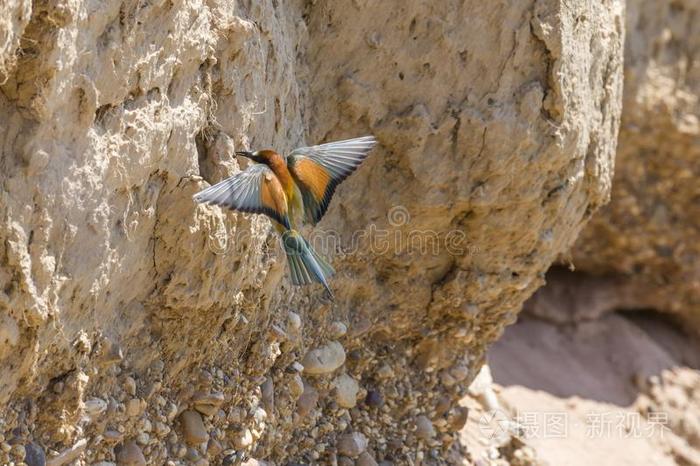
[573,0,700,328]
[0,0,622,464]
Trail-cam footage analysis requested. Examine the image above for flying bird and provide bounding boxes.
[193,135,377,298]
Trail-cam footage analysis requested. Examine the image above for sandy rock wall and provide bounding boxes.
[0,0,623,464]
[269,0,624,462]
[573,0,700,326]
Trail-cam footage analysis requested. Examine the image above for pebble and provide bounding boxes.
[233,429,253,449]
[337,432,368,457]
[435,395,452,417]
[365,390,384,408]
[115,441,146,466]
[287,312,302,331]
[261,378,274,413]
[450,364,469,381]
[186,447,201,462]
[338,456,354,466]
[289,374,305,400]
[10,443,25,460]
[45,439,86,466]
[193,392,225,417]
[104,430,124,442]
[207,438,223,457]
[376,365,394,379]
[440,371,457,387]
[24,443,45,466]
[154,422,170,437]
[124,377,137,396]
[136,432,149,445]
[302,341,346,375]
[296,381,319,418]
[329,322,347,338]
[356,451,379,466]
[415,415,436,440]
[290,362,304,373]
[84,398,107,418]
[333,374,360,409]
[448,406,469,432]
[180,410,209,445]
[126,398,141,417]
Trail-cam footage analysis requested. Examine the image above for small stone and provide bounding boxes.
[356,451,379,466]
[415,415,435,440]
[140,419,152,433]
[84,398,107,418]
[365,390,383,408]
[126,398,141,417]
[338,456,354,466]
[287,312,302,331]
[376,365,394,379]
[180,410,209,445]
[329,322,347,338]
[337,432,367,457]
[333,374,360,409]
[193,392,225,417]
[124,377,137,397]
[296,381,318,418]
[449,364,469,382]
[136,432,149,445]
[45,439,86,466]
[290,362,304,373]
[289,374,304,400]
[448,406,469,432]
[104,430,124,442]
[10,443,25,459]
[115,441,146,466]
[302,341,346,375]
[440,371,457,387]
[186,447,201,462]
[233,429,253,449]
[252,406,267,423]
[261,378,274,413]
[207,438,223,457]
[154,422,170,437]
[199,369,214,385]
[24,443,46,466]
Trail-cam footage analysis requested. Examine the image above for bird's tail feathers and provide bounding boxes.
[282,230,335,299]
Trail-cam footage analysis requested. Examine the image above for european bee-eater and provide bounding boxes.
[193,136,377,298]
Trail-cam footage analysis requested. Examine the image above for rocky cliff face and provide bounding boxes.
[573,0,700,327]
[0,0,622,464]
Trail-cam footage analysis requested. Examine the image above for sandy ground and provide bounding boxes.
[461,311,700,465]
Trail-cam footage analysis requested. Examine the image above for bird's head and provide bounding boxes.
[236,149,283,165]
[235,150,264,163]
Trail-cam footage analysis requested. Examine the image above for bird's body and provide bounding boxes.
[193,136,377,298]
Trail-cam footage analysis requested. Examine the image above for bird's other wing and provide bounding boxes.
[287,135,377,224]
[193,163,291,230]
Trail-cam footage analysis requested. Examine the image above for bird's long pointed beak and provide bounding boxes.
[235,151,253,159]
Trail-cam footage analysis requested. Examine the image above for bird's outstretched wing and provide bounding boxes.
[193,164,291,229]
[287,135,377,224]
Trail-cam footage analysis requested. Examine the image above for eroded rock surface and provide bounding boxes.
[574,0,700,328]
[0,0,622,464]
